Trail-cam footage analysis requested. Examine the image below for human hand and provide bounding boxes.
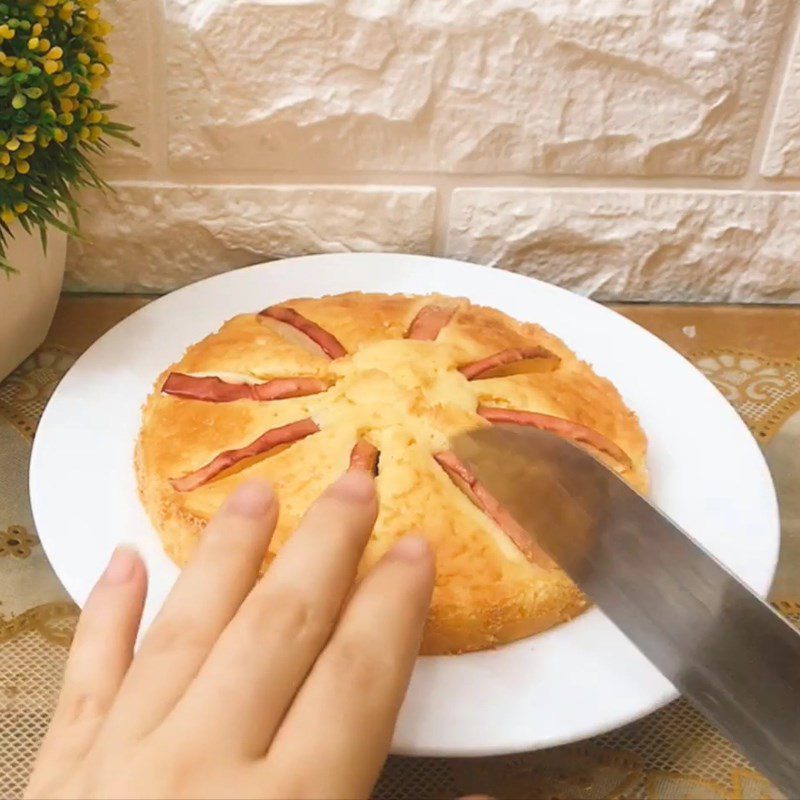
[26,471,434,799]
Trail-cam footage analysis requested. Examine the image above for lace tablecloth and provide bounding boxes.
[1,297,798,800]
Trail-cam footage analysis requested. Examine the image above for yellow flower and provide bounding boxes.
[0,209,16,224]
[0,0,126,208]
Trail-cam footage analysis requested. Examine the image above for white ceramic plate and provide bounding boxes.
[30,253,780,757]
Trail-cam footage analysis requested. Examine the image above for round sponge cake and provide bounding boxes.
[136,292,647,654]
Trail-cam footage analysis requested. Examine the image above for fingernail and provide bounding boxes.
[102,546,139,584]
[226,480,274,517]
[329,470,375,502]
[390,535,431,561]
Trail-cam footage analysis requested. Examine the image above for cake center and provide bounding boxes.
[314,339,478,442]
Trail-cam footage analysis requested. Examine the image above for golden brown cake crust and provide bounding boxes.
[136,292,647,654]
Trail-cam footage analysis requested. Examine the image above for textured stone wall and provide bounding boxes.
[67,0,800,301]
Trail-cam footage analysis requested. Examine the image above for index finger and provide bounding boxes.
[105,479,278,739]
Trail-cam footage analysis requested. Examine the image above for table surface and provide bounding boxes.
[1,296,798,800]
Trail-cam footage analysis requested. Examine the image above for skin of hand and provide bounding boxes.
[26,471,435,800]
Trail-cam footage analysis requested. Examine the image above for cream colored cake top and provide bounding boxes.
[136,292,647,654]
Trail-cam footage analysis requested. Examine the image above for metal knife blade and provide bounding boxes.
[451,424,800,797]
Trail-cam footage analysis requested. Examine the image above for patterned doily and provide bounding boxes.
[0,346,76,440]
[693,350,800,442]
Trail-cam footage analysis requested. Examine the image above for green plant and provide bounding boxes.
[0,0,134,274]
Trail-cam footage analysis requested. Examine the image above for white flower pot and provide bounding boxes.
[0,224,68,382]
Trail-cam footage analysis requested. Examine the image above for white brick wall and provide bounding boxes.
[67,0,800,301]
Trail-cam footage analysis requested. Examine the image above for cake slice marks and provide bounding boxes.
[170,417,320,492]
[162,372,328,402]
[459,347,560,380]
[259,305,347,360]
[478,405,632,472]
[434,450,555,570]
[406,303,458,341]
[348,439,379,475]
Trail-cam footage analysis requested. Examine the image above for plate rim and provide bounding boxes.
[30,252,781,756]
